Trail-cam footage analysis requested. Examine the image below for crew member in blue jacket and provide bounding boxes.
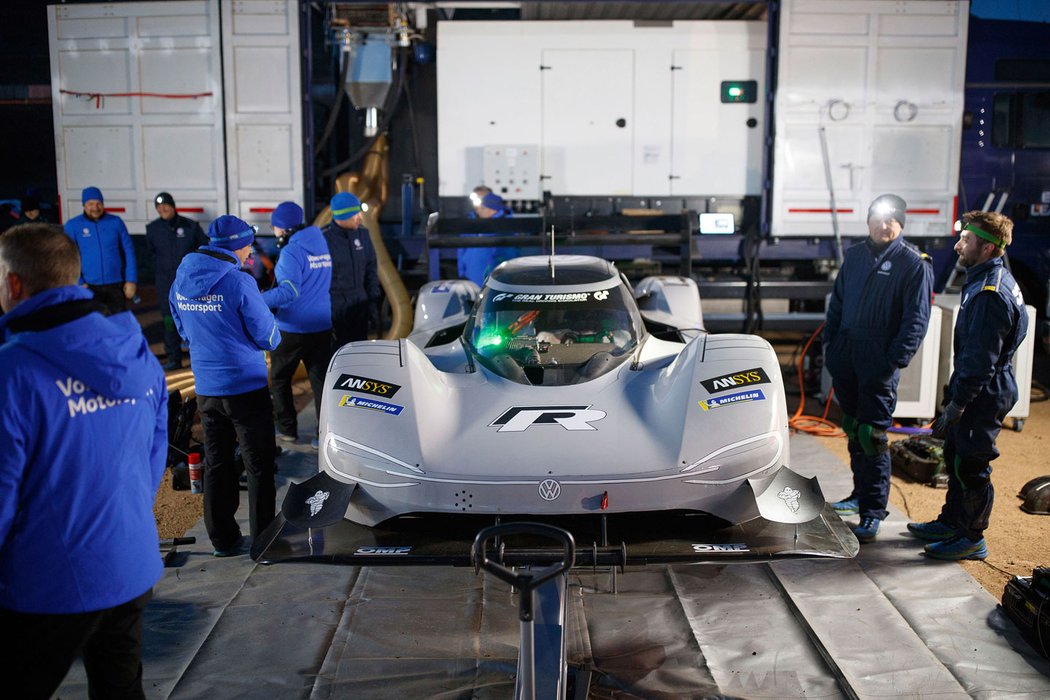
[263,201,333,447]
[170,215,281,555]
[824,194,934,543]
[457,189,518,286]
[63,186,138,315]
[322,192,380,348]
[146,191,208,370]
[909,211,1028,560]
[0,223,167,698]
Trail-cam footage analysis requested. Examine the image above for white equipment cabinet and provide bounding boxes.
[47,0,303,232]
[437,21,766,198]
[773,0,969,239]
[892,310,942,420]
[935,295,1037,430]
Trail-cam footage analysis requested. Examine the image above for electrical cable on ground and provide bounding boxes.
[787,322,845,437]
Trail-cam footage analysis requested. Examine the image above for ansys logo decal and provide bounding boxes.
[698,389,766,411]
[700,367,770,393]
[332,373,401,398]
[490,405,606,432]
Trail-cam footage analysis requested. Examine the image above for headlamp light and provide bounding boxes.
[872,200,894,217]
[469,192,482,207]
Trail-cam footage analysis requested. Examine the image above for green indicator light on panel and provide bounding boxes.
[721,80,757,103]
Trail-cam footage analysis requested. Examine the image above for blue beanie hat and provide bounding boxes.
[208,215,255,251]
[480,192,505,211]
[82,186,104,204]
[271,201,304,230]
[330,192,362,221]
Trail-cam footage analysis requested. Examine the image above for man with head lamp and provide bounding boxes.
[907,212,1027,560]
[170,215,281,556]
[457,188,517,287]
[263,202,333,447]
[824,194,934,543]
[322,192,380,348]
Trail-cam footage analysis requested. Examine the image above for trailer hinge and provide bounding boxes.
[540,65,551,70]
[668,174,681,180]
[671,65,682,71]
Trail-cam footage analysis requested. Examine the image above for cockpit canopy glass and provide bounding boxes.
[465,282,644,386]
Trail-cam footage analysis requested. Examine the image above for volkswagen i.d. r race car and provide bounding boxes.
[293,254,833,535]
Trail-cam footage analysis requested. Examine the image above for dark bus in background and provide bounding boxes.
[959,16,1050,350]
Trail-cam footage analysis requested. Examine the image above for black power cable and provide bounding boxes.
[313,52,352,157]
[320,45,409,178]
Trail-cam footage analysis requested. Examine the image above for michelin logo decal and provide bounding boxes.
[698,389,766,411]
[339,395,404,415]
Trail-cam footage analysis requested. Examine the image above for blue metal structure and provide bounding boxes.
[957,16,1050,328]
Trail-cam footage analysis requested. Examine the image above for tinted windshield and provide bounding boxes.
[465,283,643,385]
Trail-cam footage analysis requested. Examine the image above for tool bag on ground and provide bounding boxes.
[1001,567,1050,660]
[890,434,946,487]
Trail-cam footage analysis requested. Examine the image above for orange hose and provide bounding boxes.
[787,322,845,437]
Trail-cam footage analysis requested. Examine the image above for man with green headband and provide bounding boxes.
[908,211,1028,560]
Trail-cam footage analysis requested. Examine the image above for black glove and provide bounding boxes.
[930,402,964,439]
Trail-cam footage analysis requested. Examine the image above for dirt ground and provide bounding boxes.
[150,324,1049,599]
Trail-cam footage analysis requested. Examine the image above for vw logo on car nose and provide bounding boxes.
[538,479,561,501]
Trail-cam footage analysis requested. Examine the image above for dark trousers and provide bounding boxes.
[826,336,901,520]
[332,299,371,349]
[0,588,151,700]
[162,299,182,364]
[270,329,332,437]
[198,387,277,548]
[89,282,127,316]
[938,378,1015,540]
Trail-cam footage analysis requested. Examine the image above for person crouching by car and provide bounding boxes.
[263,201,333,448]
[170,215,281,556]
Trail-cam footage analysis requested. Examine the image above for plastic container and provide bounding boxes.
[189,452,203,494]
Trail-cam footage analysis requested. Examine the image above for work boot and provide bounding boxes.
[830,497,859,516]
[907,520,956,542]
[924,535,988,560]
[852,516,881,543]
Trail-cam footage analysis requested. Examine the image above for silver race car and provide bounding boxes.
[313,254,823,529]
